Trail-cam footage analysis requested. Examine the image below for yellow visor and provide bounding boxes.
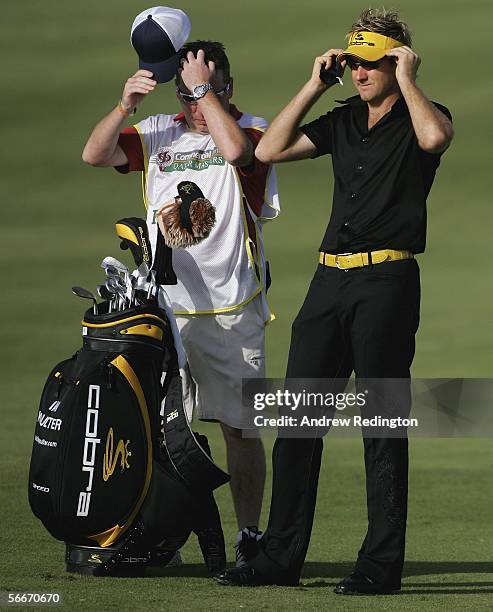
[338,31,403,62]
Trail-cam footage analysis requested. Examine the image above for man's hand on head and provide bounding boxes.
[121,69,157,112]
[180,49,216,92]
[385,46,421,86]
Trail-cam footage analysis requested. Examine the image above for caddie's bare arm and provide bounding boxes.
[256,50,346,163]
[82,70,156,166]
[180,50,253,166]
[387,47,454,154]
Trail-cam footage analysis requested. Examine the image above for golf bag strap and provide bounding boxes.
[161,340,180,400]
[162,374,230,492]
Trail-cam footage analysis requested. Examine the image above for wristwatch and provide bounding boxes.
[192,83,213,100]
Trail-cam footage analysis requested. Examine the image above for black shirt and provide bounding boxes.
[300,95,452,254]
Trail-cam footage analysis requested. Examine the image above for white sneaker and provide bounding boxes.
[235,526,263,567]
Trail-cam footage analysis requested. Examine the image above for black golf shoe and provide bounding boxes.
[334,571,401,595]
[214,565,270,586]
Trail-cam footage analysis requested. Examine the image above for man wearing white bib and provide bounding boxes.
[83,39,279,564]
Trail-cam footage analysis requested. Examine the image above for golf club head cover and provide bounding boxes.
[156,181,216,248]
[115,217,152,267]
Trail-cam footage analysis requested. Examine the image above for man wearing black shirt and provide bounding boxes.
[217,9,453,593]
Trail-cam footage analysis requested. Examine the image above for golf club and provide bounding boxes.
[72,286,98,315]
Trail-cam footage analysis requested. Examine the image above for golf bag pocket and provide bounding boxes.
[29,348,154,546]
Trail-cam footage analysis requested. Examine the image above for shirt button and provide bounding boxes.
[350,193,358,199]
[361,136,369,143]
[344,221,350,227]
[356,164,363,171]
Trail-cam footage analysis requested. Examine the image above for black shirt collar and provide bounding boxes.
[335,94,365,106]
[335,94,408,115]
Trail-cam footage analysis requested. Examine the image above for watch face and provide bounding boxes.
[193,84,211,99]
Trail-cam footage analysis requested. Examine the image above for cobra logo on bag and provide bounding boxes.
[77,385,101,517]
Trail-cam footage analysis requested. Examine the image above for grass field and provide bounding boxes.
[1,1,492,610]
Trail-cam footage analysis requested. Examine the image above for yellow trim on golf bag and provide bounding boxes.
[82,313,166,329]
[119,324,164,341]
[89,355,153,547]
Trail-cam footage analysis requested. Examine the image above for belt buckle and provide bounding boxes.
[335,252,353,270]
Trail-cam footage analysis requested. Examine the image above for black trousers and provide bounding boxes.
[250,258,421,587]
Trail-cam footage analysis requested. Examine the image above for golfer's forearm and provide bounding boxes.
[399,81,454,154]
[198,93,253,166]
[256,81,325,162]
[82,107,129,167]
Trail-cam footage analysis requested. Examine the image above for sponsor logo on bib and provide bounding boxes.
[152,146,225,172]
[156,147,174,171]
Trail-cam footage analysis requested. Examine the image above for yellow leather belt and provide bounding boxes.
[319,249,413,270]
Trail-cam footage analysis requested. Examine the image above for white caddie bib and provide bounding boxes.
[134,112,279,316]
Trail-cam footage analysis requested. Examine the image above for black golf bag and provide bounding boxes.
[28,301,230,576]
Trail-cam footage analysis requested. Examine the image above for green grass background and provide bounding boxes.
[1,1,491,610]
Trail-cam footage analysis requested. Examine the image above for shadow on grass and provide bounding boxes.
[148,560,493,577]
[143,561,493,594]
[301,560,493,579]
[298,561,493,594]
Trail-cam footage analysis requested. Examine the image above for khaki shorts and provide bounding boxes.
[175,296,265,430]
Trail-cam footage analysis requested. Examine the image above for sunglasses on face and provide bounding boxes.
[176,82,231,104]
[346,57,384,71]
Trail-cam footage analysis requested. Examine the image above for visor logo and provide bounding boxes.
[351,33,375,46]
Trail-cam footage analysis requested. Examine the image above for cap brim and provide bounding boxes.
[139,52,181,84]
[338,47,388,62]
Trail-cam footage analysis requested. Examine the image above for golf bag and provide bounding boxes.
[28,301,230,576]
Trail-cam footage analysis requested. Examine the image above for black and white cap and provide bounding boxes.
[130,6,191,83]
